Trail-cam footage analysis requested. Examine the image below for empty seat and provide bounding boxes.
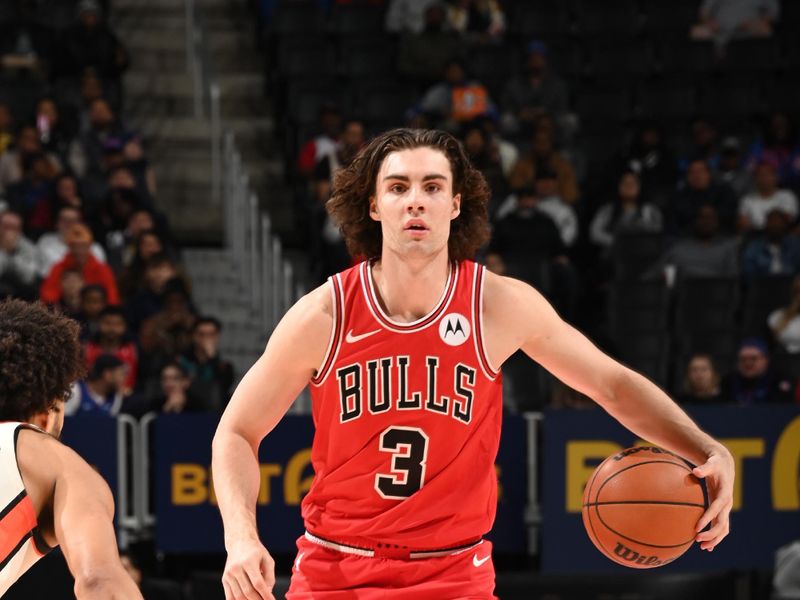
[698,78,764,117]
[268,1,324,36]
[277,39,335,79]
[763,78,800,115]
[338,37,395,78]
[329,5,385,35]
[508,3,570,37]
[641,0,698,35]
[636,81,697,120]
[583,39,653,79]
[467,44,518,91]
[354,81,418,125]
[574,86,633,122]
[674,277,739,332]
[658,39,718,75]
[611,232,664,281]
[741,275,793,335]
[615,332,670,384]
[572,0,641,36]
[285,80,343,125]
[721,38,780,72]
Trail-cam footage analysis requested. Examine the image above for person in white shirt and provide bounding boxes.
[768,275,800,354]
[385,0,440,33]
[37,205,106,276]
[739,162,798,231]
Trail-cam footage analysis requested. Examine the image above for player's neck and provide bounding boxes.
[372,249,451,323]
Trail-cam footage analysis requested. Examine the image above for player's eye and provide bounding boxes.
[425,184,440,193]
[389,184,406,194]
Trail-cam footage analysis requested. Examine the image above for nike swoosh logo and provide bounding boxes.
[294,551,305,570]
[473,553,490,567]
[345,329,380,343]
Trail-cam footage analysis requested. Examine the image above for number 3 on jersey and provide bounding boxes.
[374,426,429,499]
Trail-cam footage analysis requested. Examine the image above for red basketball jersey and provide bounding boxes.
[303,259,503,550]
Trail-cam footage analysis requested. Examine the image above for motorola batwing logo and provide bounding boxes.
[438,313,470,346]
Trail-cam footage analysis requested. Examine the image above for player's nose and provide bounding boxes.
[405,185,427,213]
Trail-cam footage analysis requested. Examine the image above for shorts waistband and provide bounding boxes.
[304,530,484,560]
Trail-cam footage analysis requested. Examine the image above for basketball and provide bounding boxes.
[582,446,707,569]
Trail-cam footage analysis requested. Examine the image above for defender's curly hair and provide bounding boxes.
[326,128,491,261]
[0,299,84,421]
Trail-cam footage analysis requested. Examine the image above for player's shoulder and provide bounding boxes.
[279,279,335,342]
[482,268,546,308]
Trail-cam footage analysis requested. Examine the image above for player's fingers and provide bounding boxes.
[225,574,246,600]
[695,494,725,533]
[222,578,234,600]
[699,505,732,550]
[244,561,273,599]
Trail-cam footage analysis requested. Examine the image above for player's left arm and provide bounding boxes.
[483,272,734,551]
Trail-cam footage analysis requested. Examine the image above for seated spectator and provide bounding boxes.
[52,0,129,83]
[768,276,800,354]
[0,210,39,300]
[53,173,85,211]
[65,353,130,416]
[35,97,75,163]
[84,306,138,391]
[0,125,61,197]
[0,103,12,156]
[68,97,130,183]
[178,317,234,412]
[77,283,108,341]
[738,162,798,232]
[139,278,196,359]
[501,40,569,139]
[397,4,465,84]
[745,112,800,193]
[296,103,342,179]
[650,204,739,281]
[619,122,677,208]
[53,268,85,319]
[104,208,165,275]
[678,354,724,403]
[742,210,800,280]
[691,0,779,45]
[37,205,107,276]
[446,0,506,43]
[590,169,663,250]
[117,228,171,299]
[487,187,578,317]
[678,117,720,173]
[386,0,440,33]
[508,121,579,204]
[717,136,753,199]
[416,59,496,131]
[6,151,60,237]
[125,253,183,333]
[149,362,204,414]
[668,159,738,235]
[720,338,795,404]
[40,223,120,305]
[461,121,508,207]
[121,136,156,203]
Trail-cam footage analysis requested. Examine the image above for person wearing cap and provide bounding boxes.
[720,338,795,404]
[40,222,119,305]
[65,353,129,417]
[718,136,753,199]
[501,40,569,137]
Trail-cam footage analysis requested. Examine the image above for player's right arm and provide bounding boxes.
[16,430,143,600]
[212,282,333,600]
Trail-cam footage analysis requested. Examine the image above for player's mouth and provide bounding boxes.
[404,219,429,235]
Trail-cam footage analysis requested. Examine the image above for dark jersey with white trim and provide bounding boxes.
[303,260,503,550]
[0,422,53,595]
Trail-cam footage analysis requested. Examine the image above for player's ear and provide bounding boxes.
[451,193,461,220]
[369,196,380,221]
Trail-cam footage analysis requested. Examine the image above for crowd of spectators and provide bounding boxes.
[0,0,234,419]
[276,0,800,409]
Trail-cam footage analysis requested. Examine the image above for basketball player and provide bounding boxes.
[0,299,143,599]
[212,129,735,600]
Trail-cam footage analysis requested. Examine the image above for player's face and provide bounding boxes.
[370,147,461,259]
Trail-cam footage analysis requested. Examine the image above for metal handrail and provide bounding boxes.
[117,414,140,534]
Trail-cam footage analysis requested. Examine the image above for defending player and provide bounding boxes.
[0,299,143,599]
[212,129,734,600]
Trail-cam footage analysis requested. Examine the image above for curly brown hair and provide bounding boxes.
[326,128,491,261]
[0,299,84,421]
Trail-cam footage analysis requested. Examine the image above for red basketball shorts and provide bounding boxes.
[286,535,498,599]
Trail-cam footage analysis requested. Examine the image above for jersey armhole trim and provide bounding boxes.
[310,274,345,386]
[472,265,501,380]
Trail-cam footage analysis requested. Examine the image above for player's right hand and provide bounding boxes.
[222,538,276,600]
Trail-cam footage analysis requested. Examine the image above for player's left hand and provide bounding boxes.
[692,447,735,552]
